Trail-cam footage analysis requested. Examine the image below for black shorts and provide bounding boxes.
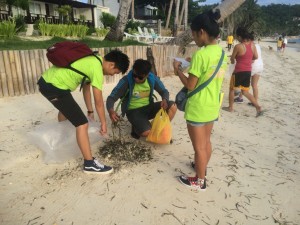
[37,77,88,127]
[126,101,175,135]
[231,71,251,91]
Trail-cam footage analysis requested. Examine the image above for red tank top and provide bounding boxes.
[234,43,253,73]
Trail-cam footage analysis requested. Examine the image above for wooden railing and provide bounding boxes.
[0,45,198,98]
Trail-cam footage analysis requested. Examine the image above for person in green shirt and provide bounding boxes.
[173,9,227,190]
[37,49,130,174]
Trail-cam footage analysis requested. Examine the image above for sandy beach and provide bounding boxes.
[0,41,300,225]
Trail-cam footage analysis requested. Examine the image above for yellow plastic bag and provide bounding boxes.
[146,109,172,144]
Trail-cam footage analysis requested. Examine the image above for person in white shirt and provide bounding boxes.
[282,36,288,53]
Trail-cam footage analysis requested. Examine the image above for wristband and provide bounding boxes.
[87,110,94,114]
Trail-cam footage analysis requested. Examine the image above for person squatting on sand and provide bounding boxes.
[173,9,227,190]
[223,27,263,117]
[235,33,264,105]
[37,50,130,174]
[106,59,177,139]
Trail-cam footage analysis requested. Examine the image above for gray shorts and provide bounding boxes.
[126,101,175,135]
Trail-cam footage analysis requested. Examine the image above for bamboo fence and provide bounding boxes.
[0,45,198,98]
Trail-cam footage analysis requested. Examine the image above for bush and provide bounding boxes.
[0,19,16,39]
[95,28,109,37]
[100,12,116,28]
[87,27,96,35]
[14,15,26,33]
[125,19,144,34]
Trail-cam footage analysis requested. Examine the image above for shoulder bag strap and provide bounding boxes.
[187,50,225,98]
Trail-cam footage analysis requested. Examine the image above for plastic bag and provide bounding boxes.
[146,109,172,144]
[28,120,103,163]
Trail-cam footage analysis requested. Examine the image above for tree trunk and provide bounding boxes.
[167,0,246,53]
[104,0,132,42]
[165,0,174,29]
[131,0,134,19]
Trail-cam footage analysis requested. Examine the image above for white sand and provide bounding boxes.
[1,41,300,225]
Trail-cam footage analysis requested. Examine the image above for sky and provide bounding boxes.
[199,0,300,6]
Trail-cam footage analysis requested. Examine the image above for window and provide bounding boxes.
[29,2,41,14]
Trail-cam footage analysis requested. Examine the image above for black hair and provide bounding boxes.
[132,59,152,76]
[190,9,221,38]
[250,31,255,41]
[236,27,253,40]
[104,49,130,74]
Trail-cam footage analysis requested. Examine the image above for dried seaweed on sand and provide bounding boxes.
[98,118,153,167]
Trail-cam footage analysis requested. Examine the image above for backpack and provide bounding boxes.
[46,41,102,91]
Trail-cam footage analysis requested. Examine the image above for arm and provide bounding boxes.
[230,45,239,64]
[82,83,94,121]
[92,87,107,135]
[106,77,129,122]
[153,76,169,109]
[252,43,258,60]
[173,60,198,91]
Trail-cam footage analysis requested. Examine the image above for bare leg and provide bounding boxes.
[188,123,214,179]
[58,111,67,122]
[251,74,260,101]
[241,90,262,113]
[76,123,93,160]
[167,103,177,121]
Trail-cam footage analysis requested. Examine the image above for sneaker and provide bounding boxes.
[234,97,244,104]
[178,175,206,191]
[83,158,113,174]
[190,162,207,177]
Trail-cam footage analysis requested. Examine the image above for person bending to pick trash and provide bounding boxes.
[38,49,130,174]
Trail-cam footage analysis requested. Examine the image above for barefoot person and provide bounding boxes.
[235,33,263,105]
[173,9,227,190]
[224,27,263,117]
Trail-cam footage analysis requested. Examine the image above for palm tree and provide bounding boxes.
[169,0,246,53]
[104,0,133,42]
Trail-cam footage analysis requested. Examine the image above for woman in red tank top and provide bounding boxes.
[223,27,263,117]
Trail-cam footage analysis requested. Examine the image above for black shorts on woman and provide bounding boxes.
[232,71,251,91]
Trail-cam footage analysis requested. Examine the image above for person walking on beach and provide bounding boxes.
[277,37,283,52]
[223,27,263,117]
[235,33,263,105]
[38,49,130,174]
[282,36,288,53]
[107,59,177,140]
[227,34,234,51]
[173,9,227,190]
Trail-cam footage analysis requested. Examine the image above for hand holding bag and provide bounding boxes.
[175,50,225,111]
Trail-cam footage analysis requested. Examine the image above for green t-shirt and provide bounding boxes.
[186,45,227,122]
[128,80,150,110]
[42,56,103,91]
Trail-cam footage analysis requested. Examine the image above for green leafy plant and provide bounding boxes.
[95,28,109,37]
[100,12,116,28]
[0,19,16,39]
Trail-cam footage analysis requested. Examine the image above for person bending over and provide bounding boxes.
[38,49,130,174]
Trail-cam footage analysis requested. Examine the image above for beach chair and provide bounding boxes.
[124,32,140,42]
[137,26,152,43]
[149,28,174,43]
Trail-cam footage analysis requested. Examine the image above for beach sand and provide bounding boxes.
[0,41,299,225]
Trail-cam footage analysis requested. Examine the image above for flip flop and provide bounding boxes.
[222,106,233,112]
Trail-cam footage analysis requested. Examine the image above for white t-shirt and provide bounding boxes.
[284,37,288,44]
[252,44,263,75]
